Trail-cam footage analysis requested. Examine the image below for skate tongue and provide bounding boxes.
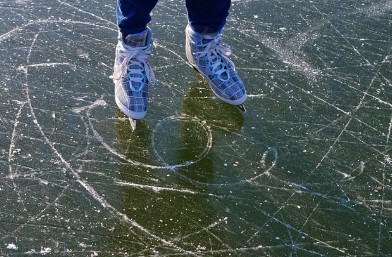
[202,32,218,44]
[124,31,148,48]
[201,33,231,81]
[123,31,148,86]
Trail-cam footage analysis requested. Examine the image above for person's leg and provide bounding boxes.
[116,0,158,36]
[114,0,158,129]
[185,0,247,109]
[185,0,231,34]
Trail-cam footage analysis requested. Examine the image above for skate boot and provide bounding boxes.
[185,25,247,111]
[113,28,156,130]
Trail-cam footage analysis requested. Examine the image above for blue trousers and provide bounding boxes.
[116,0,231,36]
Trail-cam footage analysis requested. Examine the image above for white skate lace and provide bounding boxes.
[194,34,235,82]
[113,42,156,92]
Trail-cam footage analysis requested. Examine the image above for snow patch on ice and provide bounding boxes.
[6,243,18,250]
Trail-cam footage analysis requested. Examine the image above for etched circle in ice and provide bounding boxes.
[151,115,213,168]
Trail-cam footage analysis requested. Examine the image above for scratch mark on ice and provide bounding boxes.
[387,115,392,144]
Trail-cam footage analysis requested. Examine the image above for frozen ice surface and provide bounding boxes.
[0,0,391,256]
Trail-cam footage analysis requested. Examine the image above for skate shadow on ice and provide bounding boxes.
[108,77,252,253]
[111,87,227,254]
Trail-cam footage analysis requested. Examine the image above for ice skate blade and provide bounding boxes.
[129,118,137,131]
[236,104,246,113]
